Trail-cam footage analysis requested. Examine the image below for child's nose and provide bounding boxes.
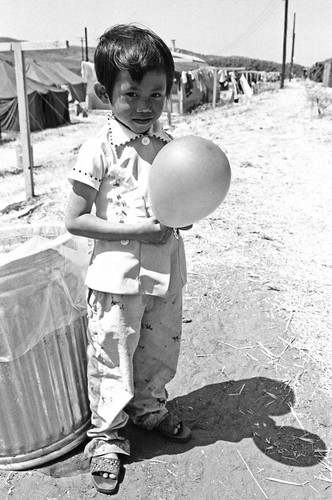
[137,97,152,113]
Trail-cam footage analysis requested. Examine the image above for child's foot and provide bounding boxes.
[155,413,192,443]
[90,453,121,494]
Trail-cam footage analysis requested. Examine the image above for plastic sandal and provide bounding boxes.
[90,456,121,494]
[155,413,192,443]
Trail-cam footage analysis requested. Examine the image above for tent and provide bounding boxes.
[0,59,70,132]
[26,59,86,102]
[172,51,208,72]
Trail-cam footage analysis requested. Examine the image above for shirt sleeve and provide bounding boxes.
[68,138,107,191]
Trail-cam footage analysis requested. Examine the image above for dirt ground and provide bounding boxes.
[0,80,332,499]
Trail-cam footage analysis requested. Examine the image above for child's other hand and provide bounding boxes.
[139,217,173,244]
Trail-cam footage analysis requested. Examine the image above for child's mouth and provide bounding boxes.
[134,117,153,124]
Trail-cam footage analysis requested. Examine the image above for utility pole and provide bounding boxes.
[84,27,89,61]
[280,0,289,89]
[289,12,296,81]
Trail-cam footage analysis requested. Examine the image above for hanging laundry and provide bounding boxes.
[219,69,227,83]
[219,69,229,91]
[239,74,253,98]
[229,72,239,102]
[185,72,193,97]
[197,71,204,92]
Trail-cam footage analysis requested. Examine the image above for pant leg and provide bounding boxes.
[126,290,183,430]
[85,290,144,458]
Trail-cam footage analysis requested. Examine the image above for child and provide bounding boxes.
[65,24,191,495]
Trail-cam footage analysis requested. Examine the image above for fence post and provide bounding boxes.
[179,83,184,115]
[0,40,68,200]
[212,68,218,109]
[13,42,34,198]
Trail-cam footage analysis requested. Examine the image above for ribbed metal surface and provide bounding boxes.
[0,315,90,470]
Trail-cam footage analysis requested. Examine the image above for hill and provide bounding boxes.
[178,48,304,77]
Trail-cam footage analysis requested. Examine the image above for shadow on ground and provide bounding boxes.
[39,376,326,478]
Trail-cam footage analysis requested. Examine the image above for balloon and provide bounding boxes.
[148,135,231,227]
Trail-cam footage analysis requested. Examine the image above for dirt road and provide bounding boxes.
[1,80,332,499]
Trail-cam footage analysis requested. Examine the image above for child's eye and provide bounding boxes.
[152,92,163,98]
[126,92,137,97]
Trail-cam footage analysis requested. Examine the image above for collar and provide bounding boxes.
[109,116,172,147]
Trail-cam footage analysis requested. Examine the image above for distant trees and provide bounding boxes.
[176,49,304,77]
[205,54,303,76]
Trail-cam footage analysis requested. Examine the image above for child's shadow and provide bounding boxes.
[127,376,327,467]
[40,376,326,478]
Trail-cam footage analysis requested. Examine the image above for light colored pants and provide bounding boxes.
[84,289,183,458]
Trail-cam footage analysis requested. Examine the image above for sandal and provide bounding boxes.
[90,456,121,494]
[155,413,192,443]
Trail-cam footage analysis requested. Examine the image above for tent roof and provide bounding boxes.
[0,59,64,99]
[0,60,17,99]
[171,51,208,72]
[171,51,206,63]
[26,59,84,86]
[26,59,60,87]
[51,61,84,84]
[174,60,206,72]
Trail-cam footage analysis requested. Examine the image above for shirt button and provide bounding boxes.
[121,240,129,246]
[141,136,150,145]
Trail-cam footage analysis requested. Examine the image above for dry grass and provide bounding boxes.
[305,80,332,118]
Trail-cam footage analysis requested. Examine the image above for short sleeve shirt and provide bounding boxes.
[69,117,187,296]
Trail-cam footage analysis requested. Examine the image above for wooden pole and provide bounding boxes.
[179,83,184,115]
[0,40,68,200]
[289,13,296,81]
[13,42,34,198]
[85,27,89,61]
[212,68,218,109]
[280,0,289,89]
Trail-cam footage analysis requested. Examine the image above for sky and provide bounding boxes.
[0,0,331,67]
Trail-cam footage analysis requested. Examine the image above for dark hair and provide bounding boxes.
[94,24,174,100]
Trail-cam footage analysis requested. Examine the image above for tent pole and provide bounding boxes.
[13,42,34,199]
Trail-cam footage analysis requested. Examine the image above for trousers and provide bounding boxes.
[84,289,183,457]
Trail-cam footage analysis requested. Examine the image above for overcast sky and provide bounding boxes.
[1,0,331,67]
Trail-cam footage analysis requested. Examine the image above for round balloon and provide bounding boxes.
[148,135,231,227]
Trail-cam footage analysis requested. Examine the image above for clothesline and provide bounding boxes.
[166,65,280,124]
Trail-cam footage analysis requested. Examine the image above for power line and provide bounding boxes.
[219,0,281,54]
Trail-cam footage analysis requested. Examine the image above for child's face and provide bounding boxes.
[109,69,167,134]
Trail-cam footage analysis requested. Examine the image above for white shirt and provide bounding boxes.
[69,117,187,296]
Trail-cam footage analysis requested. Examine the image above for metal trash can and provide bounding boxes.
[0,224,91,470]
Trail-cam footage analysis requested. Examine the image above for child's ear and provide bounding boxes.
[94,82,109,103]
